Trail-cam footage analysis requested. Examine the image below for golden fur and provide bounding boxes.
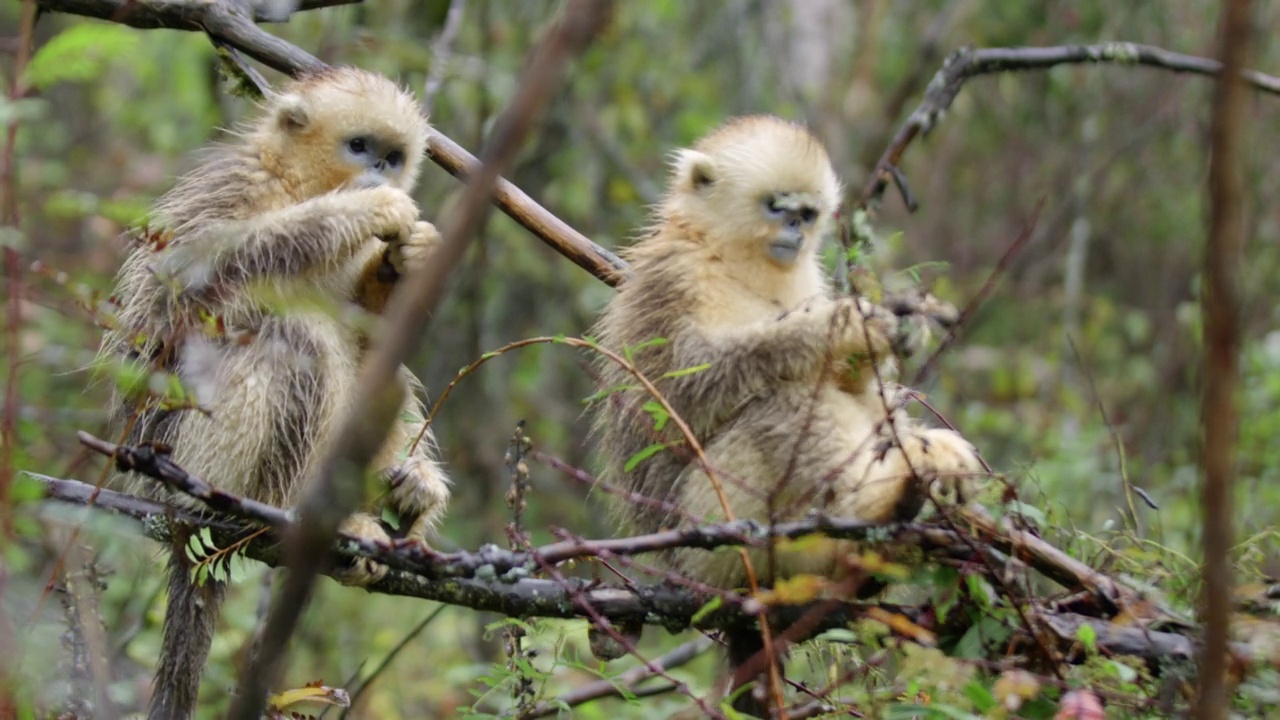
[99,67,450,719]
[591,115,982,590]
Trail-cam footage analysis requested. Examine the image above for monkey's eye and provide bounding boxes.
[348,137,369,154]
[765,195,782,214]
[799,207,818,224]
[385,150,404,167]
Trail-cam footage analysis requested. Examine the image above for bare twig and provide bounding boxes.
[231,5,615,717]
[519,635,716,719]
[856,42,1280,214]
[37,0,333,72]
[1197,3,1252,719]
[421,0,466,115]
[910,202,1040,387]
[426,131,626,285]
[77,431,292,529]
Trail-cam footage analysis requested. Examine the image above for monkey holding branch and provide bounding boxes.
[98,67,452,719]
[590,115,983,714]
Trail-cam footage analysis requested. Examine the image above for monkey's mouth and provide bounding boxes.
[768,232,804,264]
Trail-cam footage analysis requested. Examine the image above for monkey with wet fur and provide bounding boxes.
[591,115,982,715]
[100,67,452,719]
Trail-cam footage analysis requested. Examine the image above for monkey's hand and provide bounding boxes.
[826,296,895,361]
[877,427,984,521]
[381,221,442,279]
[333,513,394,587]
[385,455,451,542]
[362,185,421,243]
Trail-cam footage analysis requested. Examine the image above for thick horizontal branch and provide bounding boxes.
[859,42,1280,212]
[76,431,1129,617]
[34,474,1246,671]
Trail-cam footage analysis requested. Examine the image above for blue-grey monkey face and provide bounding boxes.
[762,192,820,264]
[341,134,408,189]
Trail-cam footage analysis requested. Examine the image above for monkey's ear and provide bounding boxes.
[673,149,716,192]
[274,94,311,132]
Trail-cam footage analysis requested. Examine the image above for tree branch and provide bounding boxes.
[35,474,1247,682]
[856,42,1280,214]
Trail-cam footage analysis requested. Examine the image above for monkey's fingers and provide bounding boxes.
[384,456,452,541]
[386,222,443,276]
[333,513,393,586]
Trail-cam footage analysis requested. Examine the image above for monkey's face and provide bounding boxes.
[265,68,431,199]
[668,116,841,270]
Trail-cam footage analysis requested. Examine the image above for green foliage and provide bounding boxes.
[23,24,140,89]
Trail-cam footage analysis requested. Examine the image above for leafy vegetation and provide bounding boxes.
[3,1,1279,718]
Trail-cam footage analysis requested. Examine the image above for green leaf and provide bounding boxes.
[198,527,214,550]
[690,595,723,624]
[641,400,669,431]
[186,535,204,562]
[624,443,668,472]
[24,24,141,89]
[581,383,640,404]
[1076,622,1097,652]
[623,337,668,363]
[962,680,997,712]
[660,362,711,379]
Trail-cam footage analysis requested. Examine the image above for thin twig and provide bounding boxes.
[856,42,1280,214]
[339,605,447,719]
[519,635,715,719]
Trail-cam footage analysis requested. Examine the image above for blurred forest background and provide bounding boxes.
[2,0,1279,717]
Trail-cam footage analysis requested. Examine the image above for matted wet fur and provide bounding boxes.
[99,67,452,719]
[590,115,982,715]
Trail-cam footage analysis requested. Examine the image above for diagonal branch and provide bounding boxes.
[36,0,628,287]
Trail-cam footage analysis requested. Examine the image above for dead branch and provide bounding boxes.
[35,473,1240,687]
[856,42,1280,214]
[36,0,340,73]
[519,635,715,719]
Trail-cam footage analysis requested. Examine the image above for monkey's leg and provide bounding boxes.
[145,336,290,720]
[376,368,451,542]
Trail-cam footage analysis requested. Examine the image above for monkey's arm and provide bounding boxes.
[155,186,418,290]
[669,298,891,405]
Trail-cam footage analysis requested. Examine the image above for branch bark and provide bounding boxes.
[35,474,1250,684]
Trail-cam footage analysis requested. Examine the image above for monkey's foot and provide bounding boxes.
[333,513,392,587]
[386,221,442,276]
[890,427,984,512]
[385,455,452,541]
